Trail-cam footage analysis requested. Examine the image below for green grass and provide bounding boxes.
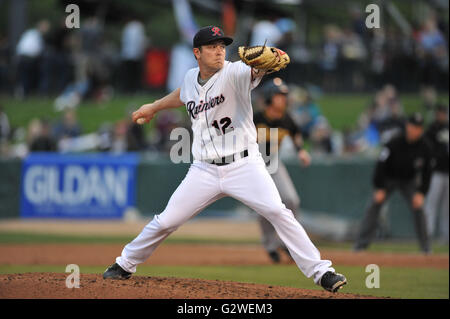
[2,93,448,135]
[317,93,449,130]
[1,94,163,134]
[314,239,450,254]
[0,231,448,254]
[0,264,447,299]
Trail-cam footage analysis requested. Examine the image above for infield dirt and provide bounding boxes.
[1,220,447,299]
[1,243,447,299]
[0,272,379,299]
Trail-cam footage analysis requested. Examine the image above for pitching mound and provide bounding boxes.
[0,273,379,299]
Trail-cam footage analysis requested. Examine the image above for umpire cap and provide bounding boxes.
[407,112,424,126]
[193,26,233,48]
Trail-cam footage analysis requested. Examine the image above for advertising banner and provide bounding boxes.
[20,153,138,219]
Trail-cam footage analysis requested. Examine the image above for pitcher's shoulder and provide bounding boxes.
[184,67,200,81]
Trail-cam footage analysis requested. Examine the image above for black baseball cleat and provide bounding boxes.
[319,271,347,293]
[268,251,281,263]
[103,263,132,280]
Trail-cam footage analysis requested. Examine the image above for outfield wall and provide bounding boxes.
[0,154,417,239]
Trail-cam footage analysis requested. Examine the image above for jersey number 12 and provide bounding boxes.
[212,117,233,135]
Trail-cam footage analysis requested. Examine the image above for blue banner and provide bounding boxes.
[20,153,138,219]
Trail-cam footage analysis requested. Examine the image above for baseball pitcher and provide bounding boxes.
[103,26,347,293]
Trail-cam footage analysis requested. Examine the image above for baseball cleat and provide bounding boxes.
[319,271,347,293]
[103,263,132,280]
[268,251,281,263]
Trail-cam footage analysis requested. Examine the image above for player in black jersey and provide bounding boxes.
[253,78,311,263]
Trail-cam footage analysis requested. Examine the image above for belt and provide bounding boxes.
[208,149,249,166]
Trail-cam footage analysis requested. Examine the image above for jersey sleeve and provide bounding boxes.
[229,61,262,93]
[286,114,302,151]
[285,114,300,137]
[179,68,196,104]
[179,77,188,105]
[373,142,393,189]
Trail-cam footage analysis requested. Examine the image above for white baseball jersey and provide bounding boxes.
[180,60,262,161]
[115,59,336,287]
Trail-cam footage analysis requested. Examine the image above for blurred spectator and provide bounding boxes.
[0,105,10,157]
[422,85,439,112]
[288,86,334,154]
[319,25,342,92]
[424,105,449,244]
[108,114,149,153]
[340,27,367,91]
[80,16,103,54]
[0,33,10,93]
[40,19,75,95]
[111,119,128,153]
[153,111,184,152]
[250,18,282,47]
[26,118,42,146]
[52,109,82,143]
[290,87,322,138]
[167,0,198,92]
[0,105,10,142]
[54,16,111,110]
[29,118,56,152]
[97,123,114,152]
[369,28,387,89]
[357,84,405,147]
[376,84,405,144]
[416,17,448,89]
[126,120,147,151]
[309,117,334,155]
[15,20,50,98]
[349,4,368,41]
[80,16,112,100]
[120,17,148,93]
[274,17,296,51]
[421,86,441,124]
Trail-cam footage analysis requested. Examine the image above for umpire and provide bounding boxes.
[354,113,433,253]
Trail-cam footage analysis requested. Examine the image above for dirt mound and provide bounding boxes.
[0,273,379,299]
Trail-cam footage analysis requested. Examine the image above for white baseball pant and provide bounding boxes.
[425,171,449,242]
[258,161,301,253]
[116,154,334,284]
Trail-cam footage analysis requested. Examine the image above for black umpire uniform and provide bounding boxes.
[355,113,433,253]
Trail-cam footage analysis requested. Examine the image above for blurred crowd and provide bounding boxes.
[0,1,448,159]
[0,79,448,160]
[0,106,192,158]
[0,2,448,99]
[1,15,147,109]
[246,6,448,94]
